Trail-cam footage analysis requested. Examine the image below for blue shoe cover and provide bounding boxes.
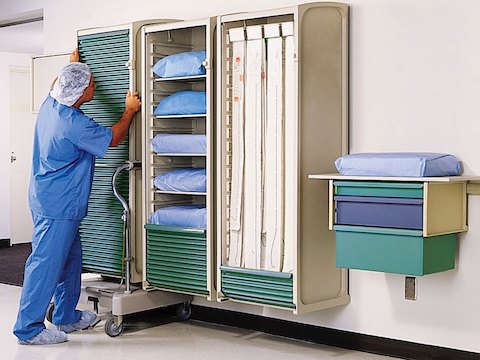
[56,310,97,333]
[18,329,68,345]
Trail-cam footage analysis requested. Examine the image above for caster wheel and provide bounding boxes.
[176,302,192,321]
[46,303,55,323]
[104,317,124,337]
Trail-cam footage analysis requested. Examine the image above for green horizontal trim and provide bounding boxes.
[147,275,206,288]
[334,181,424,199]
[219,293,296,309]
[334,181,423,189]
[220,266,293,279]
[334,225,423,237]
[222,280,293,297]
[145,223,206,235]
[146,281,209,295]
[222,273,293,288]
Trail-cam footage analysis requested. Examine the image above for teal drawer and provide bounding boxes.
[334,225,456,276]
[334,181,424,198]
[146,224,208,295]
[221,266,295,309]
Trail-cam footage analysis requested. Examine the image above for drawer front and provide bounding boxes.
[335,195,423,229]
[334,225,456,276]
[334,181,424,198]
[145,224,208,295]
[220,266,295,309]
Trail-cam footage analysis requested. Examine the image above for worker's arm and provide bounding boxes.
[50,49,79,90]
[70,48,79,62]
[110,91,141,147]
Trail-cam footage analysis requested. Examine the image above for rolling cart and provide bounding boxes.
[47,161,193,337]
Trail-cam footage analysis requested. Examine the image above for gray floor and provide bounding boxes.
[0,283,395,360]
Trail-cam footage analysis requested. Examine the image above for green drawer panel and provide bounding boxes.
[334,225,457,276]
[221,266,295,309]
[145,223,206,236]
[146,224,208,296]
[334,181,424,198]
[78,28,130,277]
[147,267,206,281]
[151,236,207,253]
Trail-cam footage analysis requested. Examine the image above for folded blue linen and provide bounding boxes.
[153,50,206,78]
[148,204,206,229]
[154,90,206,116]
[334,153,461,177]
[154,168,206,192]
[151,134,206,154]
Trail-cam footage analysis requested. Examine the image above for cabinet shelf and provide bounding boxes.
[153,153,206,157]
[155,114,206,119]
[154,190,207,196]
[154,74,206,82]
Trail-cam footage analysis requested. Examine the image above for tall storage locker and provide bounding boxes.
[217,3,350,314]
[141,19,216,300]
[78,21,171,283]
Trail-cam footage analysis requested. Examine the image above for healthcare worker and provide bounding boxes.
[13,49,141,345]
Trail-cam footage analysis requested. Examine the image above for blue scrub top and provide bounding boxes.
[29,95,113,220]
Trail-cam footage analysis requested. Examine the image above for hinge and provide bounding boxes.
[125,60,134,70]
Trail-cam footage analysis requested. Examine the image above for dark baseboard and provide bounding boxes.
[0,238,11,248]
[191,305,479,360]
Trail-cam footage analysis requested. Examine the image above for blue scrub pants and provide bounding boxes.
[13,214,83,341]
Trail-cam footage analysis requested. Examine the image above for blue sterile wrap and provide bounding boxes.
[151,134,206,154]
[154,168,206,192]
[334,153,461,177]
[148,204,206,229]
[154,90,206,116]
[153,50,206,78]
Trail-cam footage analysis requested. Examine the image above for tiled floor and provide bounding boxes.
[0,283,395,360]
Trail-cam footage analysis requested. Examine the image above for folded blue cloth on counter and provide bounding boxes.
[148,204,206,229]
[335,153,461,177]
[154,168,206,192]
[153,50,206,78]
[151,134,206,154]
[154,90,206,116]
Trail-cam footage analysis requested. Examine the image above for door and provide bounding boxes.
[10,66,35,244]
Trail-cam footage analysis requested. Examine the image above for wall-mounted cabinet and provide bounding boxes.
[310,174,473,276]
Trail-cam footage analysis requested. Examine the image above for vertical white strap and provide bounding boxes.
[228,38,246,267]
[243,26,264,269]
[263,35,284,272]
[282,31,295,273]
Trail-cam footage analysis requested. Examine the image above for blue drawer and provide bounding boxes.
[335,195,423,230]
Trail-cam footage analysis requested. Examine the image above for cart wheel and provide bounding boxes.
[176,301,192,321]
[104,317,124,337]
[46,303,55,323]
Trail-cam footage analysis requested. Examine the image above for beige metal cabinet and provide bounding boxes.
[141,19,217,300]
[216,3,350,314]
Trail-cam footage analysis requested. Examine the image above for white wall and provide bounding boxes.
[6,0,480,354]
[0,53,33,239]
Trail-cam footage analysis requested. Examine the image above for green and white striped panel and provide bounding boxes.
[78,29,130,277]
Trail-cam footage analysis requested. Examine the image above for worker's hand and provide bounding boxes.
[125,91,141,113]
[69,48,79,62]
